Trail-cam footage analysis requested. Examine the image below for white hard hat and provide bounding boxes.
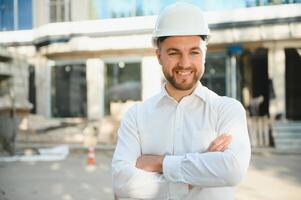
[153,3,210,46]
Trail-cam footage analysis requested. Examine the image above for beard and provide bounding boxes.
[163,67,203,91]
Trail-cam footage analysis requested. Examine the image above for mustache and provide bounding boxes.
[172,67,196,72]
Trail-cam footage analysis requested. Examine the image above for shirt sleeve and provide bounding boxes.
[162,98,251,187]
[112,104,170,199]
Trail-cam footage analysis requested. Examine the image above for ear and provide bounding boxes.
[156,49,162,65]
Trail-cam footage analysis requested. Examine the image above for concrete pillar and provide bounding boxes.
[141,56,163,100]
[86,59,104,119]
[71,0,89,21]
[230,55,237,99]
[268,45,286,118]
[9,58,28,103]
[35,58,51,117]
[33,0,49,27]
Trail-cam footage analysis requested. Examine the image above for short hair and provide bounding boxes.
[156,35,209,47]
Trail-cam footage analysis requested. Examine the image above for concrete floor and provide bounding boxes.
[0,151,301,200]
[237,153,301,200]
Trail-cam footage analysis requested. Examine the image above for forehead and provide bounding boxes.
[160,36,204,50]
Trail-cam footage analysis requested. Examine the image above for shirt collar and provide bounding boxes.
[155,83,171,105]
[192,82,208,103]
[155,82,207,106]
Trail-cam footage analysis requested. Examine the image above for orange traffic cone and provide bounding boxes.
[87,146,96,165]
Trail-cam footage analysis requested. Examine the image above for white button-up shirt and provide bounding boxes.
[112,83,251,200]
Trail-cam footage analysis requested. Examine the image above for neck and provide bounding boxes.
[165,83,197,102]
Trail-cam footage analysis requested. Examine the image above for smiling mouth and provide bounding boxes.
[175,70,193,75]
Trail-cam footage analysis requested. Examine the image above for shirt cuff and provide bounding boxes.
[162,155,185,182]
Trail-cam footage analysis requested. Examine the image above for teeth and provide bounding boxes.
[177,71,191,75]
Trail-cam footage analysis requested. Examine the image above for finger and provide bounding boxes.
[219,139,232,152]
[214,137,232,152]
[212,134,230,146]
[220,146,228,152]
[208,134,231,151]
[208,138,224,151]
[210,141,227,152]
[208,135,232,152]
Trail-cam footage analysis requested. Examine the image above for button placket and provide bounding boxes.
[174,103,183,154]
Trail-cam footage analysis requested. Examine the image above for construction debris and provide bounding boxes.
[0,145,69,162]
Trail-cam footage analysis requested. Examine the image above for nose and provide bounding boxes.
[178,54,191,68]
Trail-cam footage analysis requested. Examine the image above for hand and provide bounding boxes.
[136,155,165,173]
[207,133,232,152]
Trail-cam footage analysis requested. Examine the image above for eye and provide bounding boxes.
[191,51,201,55]
[168,52,178,56]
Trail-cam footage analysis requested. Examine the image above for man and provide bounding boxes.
[112,3,251,200]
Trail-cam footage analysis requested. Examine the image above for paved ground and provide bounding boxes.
[236,153,301,200]
[0,150,114,200]
[0,151,301,200]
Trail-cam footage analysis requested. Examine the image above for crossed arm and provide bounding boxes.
[112,102,251,199]
[136,134,232,173]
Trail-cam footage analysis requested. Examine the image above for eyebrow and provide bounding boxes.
[166,47,201,52]
[190,47,202,51]
[166,48,180,52]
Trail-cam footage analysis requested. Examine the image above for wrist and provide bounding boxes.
[158,155,165,172]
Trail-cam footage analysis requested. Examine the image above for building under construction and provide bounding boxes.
[0,0,301,150]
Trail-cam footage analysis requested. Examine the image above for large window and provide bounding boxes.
[285,48,301,120]
[202,53,227,96]
[18,0,32,30]
[0,0,13,31]
[49,0,70,23]
[51,64,87,118]
[246,0,301,7]
[0,75,10,98]
[28,65,36,113]
[104,62,141,115]
[89,0,301,19]
[0,0,32,31]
